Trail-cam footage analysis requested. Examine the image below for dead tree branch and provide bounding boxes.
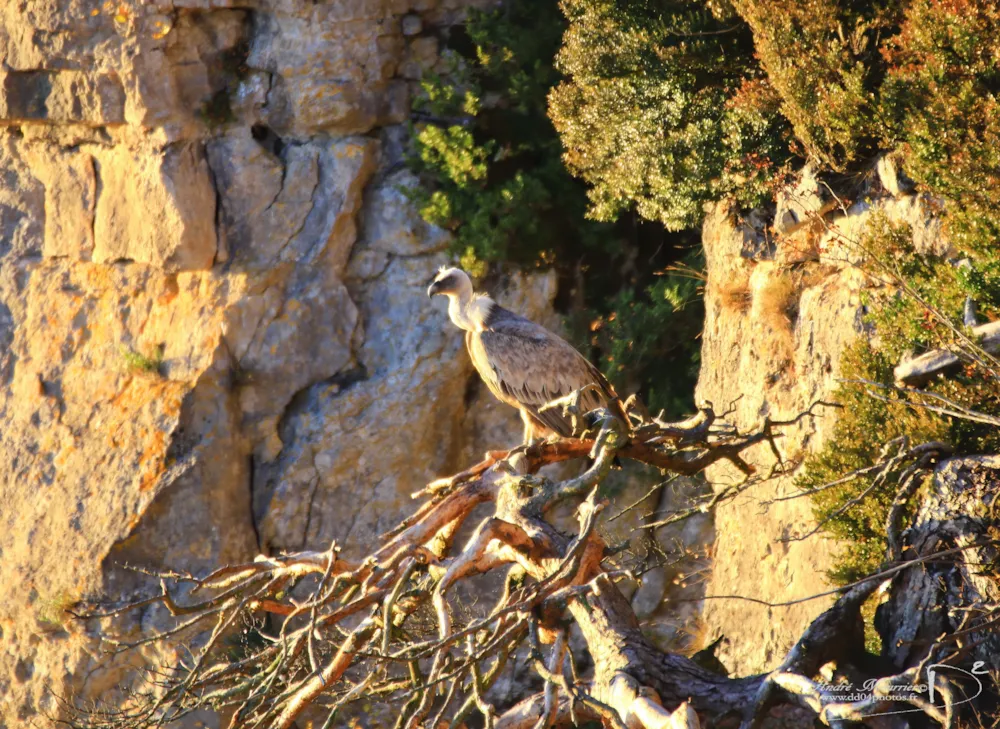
[65,395,996,729]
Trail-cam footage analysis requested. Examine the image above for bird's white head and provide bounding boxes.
[426,267,473,301]
[427,267,490,332]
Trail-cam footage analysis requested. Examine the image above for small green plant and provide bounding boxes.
[36,591,77,628]
[121,344,164,375]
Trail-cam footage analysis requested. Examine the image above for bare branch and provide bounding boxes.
[66,394,997,729]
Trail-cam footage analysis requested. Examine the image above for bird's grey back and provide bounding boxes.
[470,303,612,436]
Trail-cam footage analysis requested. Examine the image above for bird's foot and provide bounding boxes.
[539,384,603,434]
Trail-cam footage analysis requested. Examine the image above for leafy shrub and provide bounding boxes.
[800,215,1000,583]
[797,344,948,582]
[409,2,608,268]
[549,0,792,229]
[589,252,705,416]
[409,0,705,416]
[730,0,895,170]
[853,214,967,359]
[881,0,1000,257]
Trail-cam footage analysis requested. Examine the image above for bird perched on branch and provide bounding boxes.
[428,267,627,443]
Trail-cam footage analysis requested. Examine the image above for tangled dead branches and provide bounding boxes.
[64,396,997,729]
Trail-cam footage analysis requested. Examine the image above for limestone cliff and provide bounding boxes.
[0,3,699,725]
[696,166,947,675]
[0,1,948,724]
[0,1,531,724]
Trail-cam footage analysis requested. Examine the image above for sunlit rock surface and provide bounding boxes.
[0,0,504,724]
[0,2,937,723]
[697,163,947,675]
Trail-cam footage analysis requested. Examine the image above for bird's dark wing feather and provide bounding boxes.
[467,306,614,437]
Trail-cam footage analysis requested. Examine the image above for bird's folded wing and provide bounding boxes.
[472,314,609,437]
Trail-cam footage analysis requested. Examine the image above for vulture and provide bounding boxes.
[428,267,625,442]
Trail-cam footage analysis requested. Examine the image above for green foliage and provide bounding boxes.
[881,0,1000,257]
[551,0,1000,235]
[797,344,948,583]
[852,214,966,359]
[854,213,1000,372]
[409,1,607,267]
[590,253,704,415]
[550,0,791,229]
[958,259,1000,311]
[802,335,1000,583]
[801,213,1000,583]
[120,344,164,376]
[409,0,704,416]
[730,0,896,170]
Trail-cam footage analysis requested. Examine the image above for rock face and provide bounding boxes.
[695,167,947,675]
[0,3,941,722]
[0,4,699,724]
[0,1,512,725]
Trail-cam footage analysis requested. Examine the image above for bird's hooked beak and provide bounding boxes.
[427,280,444,298]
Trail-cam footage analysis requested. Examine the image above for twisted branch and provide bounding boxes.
[63,394,986,729]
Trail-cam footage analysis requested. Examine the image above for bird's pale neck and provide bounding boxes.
[447,291,493,332]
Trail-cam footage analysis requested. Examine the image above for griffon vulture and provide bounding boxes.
[428,267,625,442]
